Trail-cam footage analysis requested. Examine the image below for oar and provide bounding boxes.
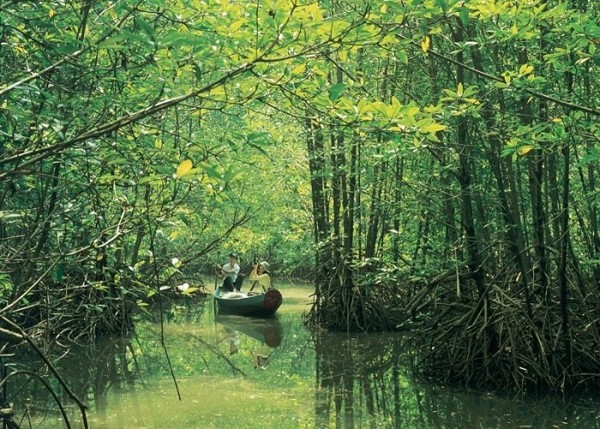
[213,269,218,315]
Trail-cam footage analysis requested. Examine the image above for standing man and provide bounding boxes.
[215,253,240,291]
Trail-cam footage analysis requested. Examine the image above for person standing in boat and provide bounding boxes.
[215,253,240,291]
[248,261,271,292]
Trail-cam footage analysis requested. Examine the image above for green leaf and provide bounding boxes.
[135,17,155,38]
[459,7,470,26]
[329,83,345,101]
[98,33,132,50]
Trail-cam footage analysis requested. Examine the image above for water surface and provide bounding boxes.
[10,284,600,428]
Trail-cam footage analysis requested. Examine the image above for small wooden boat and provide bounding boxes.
[215,315,283,347]
[213,287,282,317]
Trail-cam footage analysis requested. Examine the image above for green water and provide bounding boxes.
[7,284,600,428]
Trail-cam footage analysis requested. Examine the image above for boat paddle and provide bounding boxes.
[214,270,218,291]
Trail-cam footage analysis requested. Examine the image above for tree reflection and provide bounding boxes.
[4,332,135,426]
[313,331,599,428]
[314,331,409,428]
[3,302,597,428]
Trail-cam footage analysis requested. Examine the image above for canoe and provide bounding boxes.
[215,315,283,347]
[213,287,282,317]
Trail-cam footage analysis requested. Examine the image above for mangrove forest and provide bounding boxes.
[1,0,599,426]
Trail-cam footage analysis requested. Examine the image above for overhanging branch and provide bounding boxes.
[396,33,600,117]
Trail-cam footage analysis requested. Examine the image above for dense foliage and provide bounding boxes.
[299,0,600,393]
[1,2,599,421]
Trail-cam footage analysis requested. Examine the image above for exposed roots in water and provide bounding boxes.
[405,278,600,393]
[305,276,404,332]
[307,260,600,392]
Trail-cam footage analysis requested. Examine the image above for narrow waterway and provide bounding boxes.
[9,284,600,428]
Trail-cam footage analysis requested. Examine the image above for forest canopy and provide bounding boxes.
[1,0,599,397]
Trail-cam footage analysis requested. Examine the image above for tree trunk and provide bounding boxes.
[453,20,486,297]
[306,116,330,290]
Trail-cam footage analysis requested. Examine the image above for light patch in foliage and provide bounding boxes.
[421,36,430,52]
[519,63,534,76]
[422,123,447,133]
[175,159,194,179]
[517,145,534,155]
[294,3,323,22]
[290,64,306,75]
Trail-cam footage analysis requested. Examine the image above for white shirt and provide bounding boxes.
[221,262,240,282]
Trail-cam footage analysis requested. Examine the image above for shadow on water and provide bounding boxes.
[5,288,600,428]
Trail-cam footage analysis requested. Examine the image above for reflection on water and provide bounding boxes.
[216,315,283,348]
[314,331,409,428]
[216,316,283,369]
[313,331,600,428]
[6,286,600,428]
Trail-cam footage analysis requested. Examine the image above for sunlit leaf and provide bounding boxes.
[229,19,246,33]
[175,160,193,179]
[517,145,534,155]
[519,64,534,75]
[181,287,200,296]
[421,36,430,52]
[423,123,447,133]
[291,64,306,75]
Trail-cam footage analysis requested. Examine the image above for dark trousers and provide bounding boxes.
[222,277,235,291]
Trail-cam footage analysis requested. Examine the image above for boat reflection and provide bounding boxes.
[215,315,283,347]
[215,315,283,369]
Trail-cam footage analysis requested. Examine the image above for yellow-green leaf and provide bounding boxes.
[229,19,246,33]
[423,123,447,133]
[457,82,464,97]
[421,36,430,53]
[517,145,534,155]
[291,64,306,75]
[519,64,534,75]
[175,159,193,178]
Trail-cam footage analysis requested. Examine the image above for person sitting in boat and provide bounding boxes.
[248,261,271,292]
[215,253,240,292]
